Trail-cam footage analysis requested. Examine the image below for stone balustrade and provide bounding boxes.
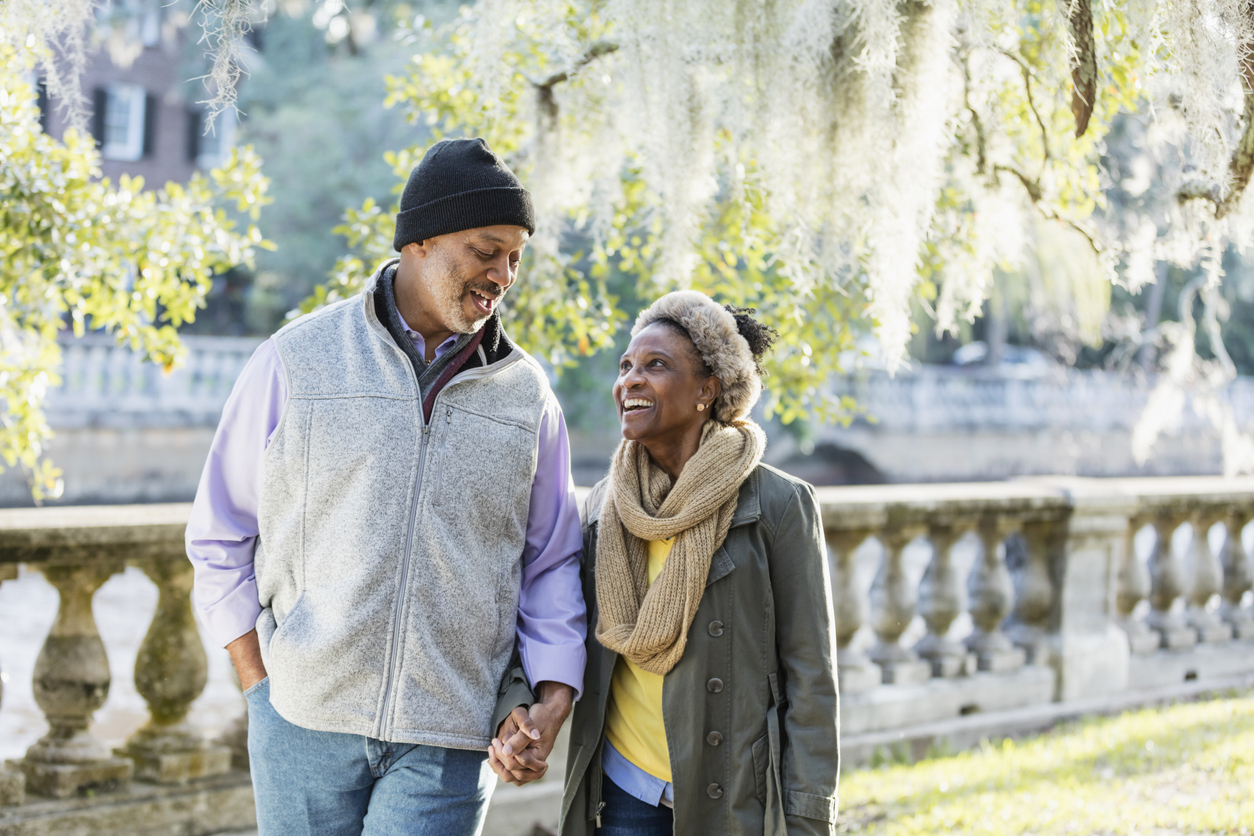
[0,505,253,834]
[46,334,262,429]
[823,476,1254,751]
[2,477,1254,833]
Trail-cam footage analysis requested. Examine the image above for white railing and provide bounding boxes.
[45,334,263,428]
[829,367,1254,433]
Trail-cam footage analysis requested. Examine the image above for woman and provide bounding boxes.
[560,290,839,835]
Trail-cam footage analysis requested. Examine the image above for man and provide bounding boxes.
[187,138,584,835]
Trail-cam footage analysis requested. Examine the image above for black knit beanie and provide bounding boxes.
[392,138,535,252]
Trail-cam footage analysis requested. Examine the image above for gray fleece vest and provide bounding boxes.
[253,268,549,749]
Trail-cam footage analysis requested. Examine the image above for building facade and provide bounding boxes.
[40,0,237,188]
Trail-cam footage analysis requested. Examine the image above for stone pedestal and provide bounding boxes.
[836,658,882,694]
[1119,619,1162,655]
[13,754,133,800]
[116,731,232,785]
[875,655,933,686]
[1146,613,1199,650]
[1193,621,1234,644]
[916,641,967,678]
[973,644,1027,673]
[1223,610,1254,641]
[0,766,24,807]
[1006,623,1052,666]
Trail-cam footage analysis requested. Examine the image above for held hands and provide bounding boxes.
[488,681,574,786]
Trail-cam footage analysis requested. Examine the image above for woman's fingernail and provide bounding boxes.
[531,729,541,739]
[503,744,513,755]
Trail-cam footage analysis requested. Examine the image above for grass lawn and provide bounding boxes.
[837,693,1254,835]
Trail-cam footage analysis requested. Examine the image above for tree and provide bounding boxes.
[297,0,1254,471]
[0,30,270,498]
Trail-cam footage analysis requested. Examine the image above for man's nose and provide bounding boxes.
[486,256,514,288]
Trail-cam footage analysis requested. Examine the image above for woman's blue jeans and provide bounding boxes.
[595,774,674,836]
[246,678,495,836]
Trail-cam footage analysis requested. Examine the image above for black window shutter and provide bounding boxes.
[142,93,157,157]
[36,79,49,133]
[91,87,107,147]
[187,108,201,162]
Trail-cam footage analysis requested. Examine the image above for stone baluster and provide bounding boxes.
[827,529,881,693]
[116,557,231,783]
[867,525,932,685]
[15,564,133,799]
[1115,519,1159,655]
[914,521,969,677]
[965,517,1026,672]
[1184,511,1233,643]
[1005,521,1058,665]
[1145,514,1197,649]
[0,564,25,807]
[1218,510,1254,640]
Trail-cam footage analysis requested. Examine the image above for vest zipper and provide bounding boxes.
[379,412,432,738]
[375,348,525,738]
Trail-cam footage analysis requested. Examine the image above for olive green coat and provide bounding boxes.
[560,464,840,836]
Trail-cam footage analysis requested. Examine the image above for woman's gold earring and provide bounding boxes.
[697,403,705,412]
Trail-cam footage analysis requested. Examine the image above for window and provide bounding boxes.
[190,108,236,169]
[139,0,161,46]
[100,84,146,161]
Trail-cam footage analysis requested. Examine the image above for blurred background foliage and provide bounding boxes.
[14,0,1254,467]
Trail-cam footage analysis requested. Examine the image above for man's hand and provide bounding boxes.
[227,629,268,693]
[487,681,574,786]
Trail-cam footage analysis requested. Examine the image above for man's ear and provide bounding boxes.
[403,240,429,258]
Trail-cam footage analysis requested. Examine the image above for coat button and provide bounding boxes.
[707,783,724,799]
[707,677,724,693]
[708,620,724,637]
[706,731,723,746]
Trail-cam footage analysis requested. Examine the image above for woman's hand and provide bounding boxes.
[488,681,574,786]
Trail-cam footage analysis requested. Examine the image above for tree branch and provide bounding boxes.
[1177,2,1254,217]
[1060,0,1097,138]
[533,40,619,91]
[959,50,988,176]
[995,163,1103,256]
[997,48,1051,165]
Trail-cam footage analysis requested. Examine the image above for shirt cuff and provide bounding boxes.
[519,638,587,701]
[195,577,263,648]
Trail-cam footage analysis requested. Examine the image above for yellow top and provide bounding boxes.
[603,537,675,782]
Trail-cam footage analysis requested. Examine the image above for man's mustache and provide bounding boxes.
[466,282,504,299]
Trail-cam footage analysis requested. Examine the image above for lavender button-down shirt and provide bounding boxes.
[186,320,587,697]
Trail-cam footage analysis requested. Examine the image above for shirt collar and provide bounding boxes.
[396,308,461,361]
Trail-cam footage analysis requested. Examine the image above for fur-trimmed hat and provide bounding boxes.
[632,290,762,424]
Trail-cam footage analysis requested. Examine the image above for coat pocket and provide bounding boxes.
[751,733,769,806]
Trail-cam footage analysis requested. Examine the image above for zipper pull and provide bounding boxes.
[422,425,431,444]
[595,801,604,828]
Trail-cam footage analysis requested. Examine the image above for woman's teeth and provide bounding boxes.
[623,398,654,411]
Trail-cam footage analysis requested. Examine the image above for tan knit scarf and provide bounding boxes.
[595,420,766,675]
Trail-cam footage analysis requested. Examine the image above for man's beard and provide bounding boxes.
[427,250,504,334]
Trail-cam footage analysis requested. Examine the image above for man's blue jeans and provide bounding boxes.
[246,678,495,836]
